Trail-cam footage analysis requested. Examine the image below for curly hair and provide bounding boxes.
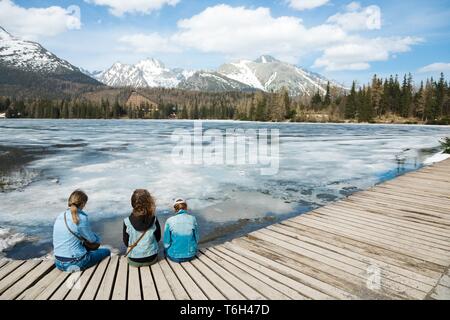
[131,189,156,217]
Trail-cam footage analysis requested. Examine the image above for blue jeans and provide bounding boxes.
[164,249,194,263]
[55,248,111,272]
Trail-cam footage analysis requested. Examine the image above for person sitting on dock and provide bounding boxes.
[163,198,199,263]
[123,189,161,267]
[53,190,111,272]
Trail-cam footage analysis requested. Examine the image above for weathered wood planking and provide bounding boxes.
[1,159,450,300]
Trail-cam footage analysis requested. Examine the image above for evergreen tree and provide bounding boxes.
[344,82,357,119]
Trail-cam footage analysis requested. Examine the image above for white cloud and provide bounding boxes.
[287,0,329,11]
[313,36,422,71]
[170,5,347,62]
[418,63,450,73]
[85,0,179,16]
[118,4,421,71]
[119,33,180,53]
[0,0,81,40]
[327,2,381,31]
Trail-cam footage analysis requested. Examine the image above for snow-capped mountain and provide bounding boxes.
[178,71,254,92]
[96,58,191,88]
[218,55,344,96]
[0,26,98,85]
[96,55,345,96]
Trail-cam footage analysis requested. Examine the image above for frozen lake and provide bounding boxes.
[1,119,449,259]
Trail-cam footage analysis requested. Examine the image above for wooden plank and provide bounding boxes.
[1,261,54,300]
[191,257,246,300]
[302,211,450,259]
[96,255,119,300]
[356,190,450,216]
[140,266,159,300]
[180,261,225,300]
[18,268,63,300]
[127,265,141,300]
[35,270,70,300]
[196,252,266,300]
[81,257,110,300]
[255,227,431,299]
[380,184,450,201]
[272,223,438,288]
[111,256,128,300]
[281,220,444,278]
[0,260,24,281]
[151,262,175,300]
[349,195,450,224]
[235,235,398,300]
[159,259,190,300]
[65,265,98,300]
[299,213,450,261]
[167,259,207,300]
[381,184,450,200]
[209,247,319,300]
[292,214,449,266]
[224,242,358,300]
[320,203,450,243]
[0,260,39,295]
[0,260,8,270]
[312,209,450,251]
[335,201,450,237]
[290,216,449,269]
[205,248,298,300]
[50,270,85,300]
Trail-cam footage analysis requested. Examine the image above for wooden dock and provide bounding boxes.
[1,159,450,300]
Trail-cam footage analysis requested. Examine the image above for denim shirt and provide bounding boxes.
[163,210,199,259]
[53,209,101,259]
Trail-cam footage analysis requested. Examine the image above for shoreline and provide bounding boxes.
[2,118,450,127]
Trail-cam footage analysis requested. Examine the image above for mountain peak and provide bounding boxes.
[136,58,165,69]
[254,55,278,64]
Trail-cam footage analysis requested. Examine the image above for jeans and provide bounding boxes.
[165,249,194,263]
[55,248,111,272]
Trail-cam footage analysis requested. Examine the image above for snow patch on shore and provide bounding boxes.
[424,152,450,165]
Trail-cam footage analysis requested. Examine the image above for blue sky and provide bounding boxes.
[1,0,450,86]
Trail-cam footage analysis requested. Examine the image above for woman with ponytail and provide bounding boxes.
[53,190,110,272]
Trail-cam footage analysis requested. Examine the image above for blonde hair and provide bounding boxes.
[131,189,156,217]
[68,190,88,225]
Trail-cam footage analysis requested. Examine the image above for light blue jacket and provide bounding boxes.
[53,209,101,259]
[124,217,159,259]
[163,210,199,259]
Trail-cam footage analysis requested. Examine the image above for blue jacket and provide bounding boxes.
[53,209,101,259]
[163,210,199,259]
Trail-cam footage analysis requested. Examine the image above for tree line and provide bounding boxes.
[1,73,449,124]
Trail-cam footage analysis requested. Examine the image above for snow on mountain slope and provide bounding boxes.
[218,55,346,96]
[97,58,190,88]
[94,54,346,96]
[0,26,75,74]
[178,71,255,92]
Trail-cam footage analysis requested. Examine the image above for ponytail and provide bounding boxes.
[70,204,80,225]
[68,190,88,225]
